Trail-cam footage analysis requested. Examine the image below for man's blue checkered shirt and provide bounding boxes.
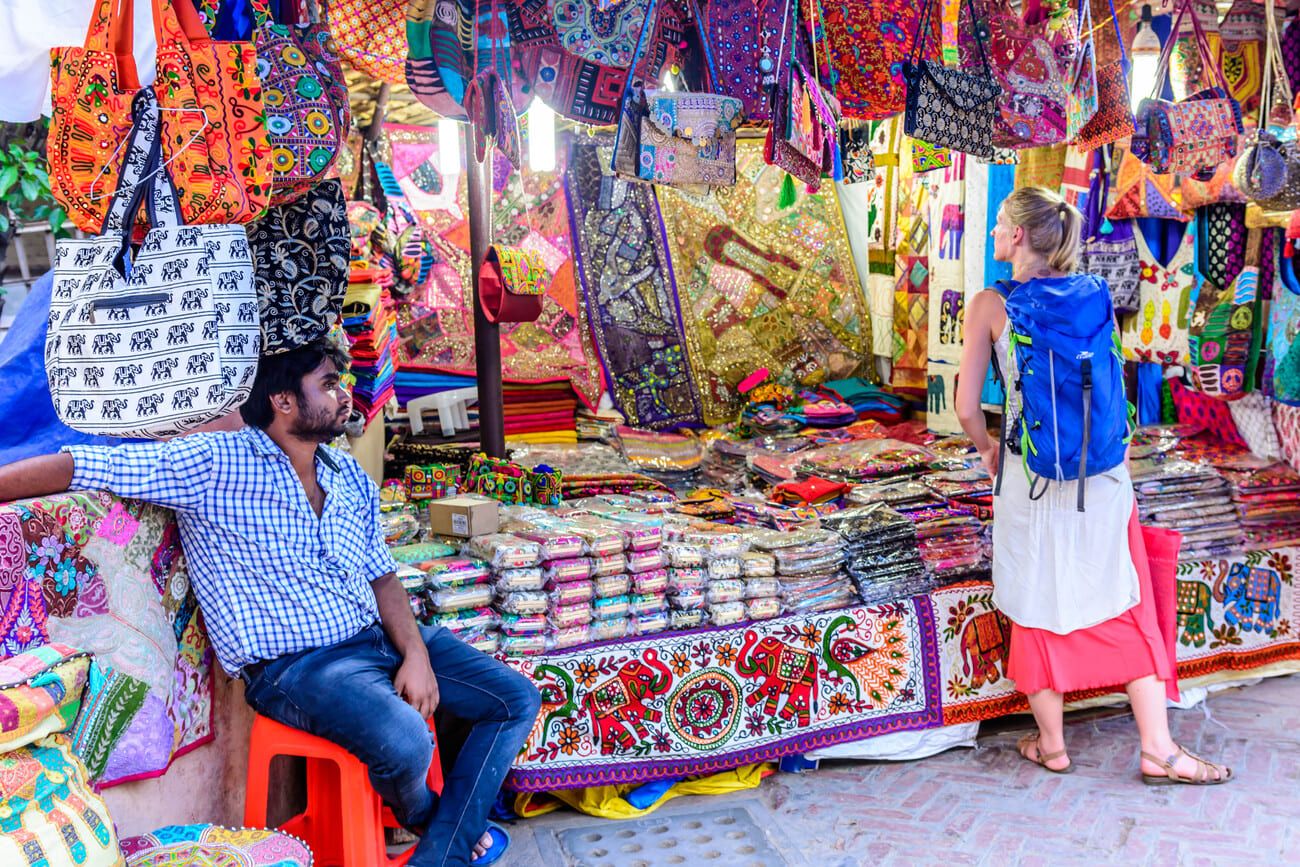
[65,427,398,675]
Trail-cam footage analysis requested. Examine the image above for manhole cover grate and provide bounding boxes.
[554,806,786,867]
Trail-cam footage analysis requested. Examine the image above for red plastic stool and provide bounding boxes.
[244,714,444,867]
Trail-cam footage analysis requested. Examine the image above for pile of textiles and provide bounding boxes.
[849,480,988,580]
[798,439,934,482]
[392,542,501,653]
[342,283,397,423]
[661,522,781,629]
[576,408,624,440]
[1131,459,1244,561]
[752,527,858,614]
[504,383,580,445]
[615,427,705,491]
[821,504,931,604]
[704,437,812,491]
[507,442,633,476]
[1216,457,1300,550]
[392,370,475,408]
[823,379,907,424]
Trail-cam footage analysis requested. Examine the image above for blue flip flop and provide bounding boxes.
[471,822,510,866]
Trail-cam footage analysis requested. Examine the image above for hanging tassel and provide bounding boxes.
[778,173,797,209]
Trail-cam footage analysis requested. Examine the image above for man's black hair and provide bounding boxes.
[239,341,352,429]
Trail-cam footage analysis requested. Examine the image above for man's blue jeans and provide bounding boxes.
[242,623,541,866]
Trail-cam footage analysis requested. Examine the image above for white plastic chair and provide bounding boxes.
[406,387,478,437]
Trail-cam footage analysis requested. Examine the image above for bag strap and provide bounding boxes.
[1261,1,1295,130]
[1105,0,1128,70]
[610,0,662,160]
[685,0,723,94]
[1153,0,1230,96]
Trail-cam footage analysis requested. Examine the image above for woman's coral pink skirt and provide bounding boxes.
[1006,507,1180,701]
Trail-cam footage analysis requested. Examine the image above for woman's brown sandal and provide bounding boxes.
[1017,733,1074,774]
[1140,744,1233,786]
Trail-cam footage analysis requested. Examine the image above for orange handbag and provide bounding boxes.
[48,0,272,233]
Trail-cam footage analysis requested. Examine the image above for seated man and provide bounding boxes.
[0,341,541,866]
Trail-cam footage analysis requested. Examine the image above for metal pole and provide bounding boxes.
[467,123,505,457]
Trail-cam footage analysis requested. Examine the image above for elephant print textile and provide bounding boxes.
[938,290,964,345]
[1176,578,1214,647]
[1217,563,1283,633]
[583,649,673,754]
[959,610,1010,690]
[939,204,965,261]
[736,631,819,727]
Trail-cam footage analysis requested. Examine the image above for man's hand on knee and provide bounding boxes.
[395,653,440,719]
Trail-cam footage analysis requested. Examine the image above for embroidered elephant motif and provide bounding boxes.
[583,649,672,755]
[737,630,819,726]
[1176,578,1213,647]
[939,289,964,345]
[939,203,964,260]
[958,610,1010,690]
[1216,563,1282,634]
[927,375,947,414]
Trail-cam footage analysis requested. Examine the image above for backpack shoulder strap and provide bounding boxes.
[988,279,1020,300]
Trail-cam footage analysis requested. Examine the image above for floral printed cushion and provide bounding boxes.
[120,825,311,866]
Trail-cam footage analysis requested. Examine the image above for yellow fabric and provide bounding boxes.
[1014,145,1067,191]
[504,432,579,444]
[513,763,774,820]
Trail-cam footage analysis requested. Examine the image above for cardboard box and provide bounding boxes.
[428,496,500,538]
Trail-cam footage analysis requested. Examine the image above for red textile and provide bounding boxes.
[1006,506,1180,701]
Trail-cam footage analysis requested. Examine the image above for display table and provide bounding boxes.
[501,547,1300,791]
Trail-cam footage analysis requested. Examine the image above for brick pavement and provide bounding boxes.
[497,674,1300,865]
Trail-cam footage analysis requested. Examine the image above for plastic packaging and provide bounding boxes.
[463,631,501,654]
[567,521,627,556]
[423,558,492,589]
[629,592,667,616]
[740,551,777,578]
[707,558,743,581]
[542,558,594,583]
[681,530,749,558]
[546,579,595,607]
[468,534,542,569]
[626,548,668,574]
[669,609,707,630]
[631,609,670,635]
[593,573,632,599]
[390,542,459,564]
[430,606,497,632]
[609,521,664,551]
[593,594,630,620]
[396,565,427,592]
[743,577,781,599]
[631,568,669,594]
[549,603,594,629]
[707,579,744,604]
[708,601,746,626]
[495,567,544,592]
[407,594,427,620]
[495,590,551,615]
[746,597,782,620]
[430,584,494,612]
[513,529,585,561]
[667,567,708,591]
[381,506,421,546]
[664,543,705,567]
[669,587,706,610]
[590,553,627,577]
[501,634,548,656]
[589,617,630,642]
[550,625,591,650]
[499,613,549,636]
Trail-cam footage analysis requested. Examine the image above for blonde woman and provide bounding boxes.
[955,187,1231,786]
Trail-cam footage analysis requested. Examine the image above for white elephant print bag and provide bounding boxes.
[47,89,259,438]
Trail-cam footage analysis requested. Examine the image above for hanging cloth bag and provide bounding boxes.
[612,0,744,187]
[1080,156,1142,314]
[1241,7,1300,212]
[1073,0,1133,151]
[1131,0,1245,180]
[48,0,272,234]
[1188,228,1265,401]
[1064,0,1099,142]
[902,0,1001,160]
[47,90,260,439]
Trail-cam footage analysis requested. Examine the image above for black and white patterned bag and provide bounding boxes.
[902,0,1001,159]
[47,90,260,438]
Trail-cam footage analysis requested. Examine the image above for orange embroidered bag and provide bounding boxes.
[48,0,272,233]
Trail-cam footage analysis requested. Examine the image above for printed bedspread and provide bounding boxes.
[0,492,212,787]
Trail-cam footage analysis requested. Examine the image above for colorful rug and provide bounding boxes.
[502,597,943,791]
[656,142,873,425]
[566,138,703,430]
[0,494,213,786]
[385,124,604,409]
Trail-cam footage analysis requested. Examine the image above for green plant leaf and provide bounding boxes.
[19,177,37,200]
[49,208,66,235]
[7,143,24,159]
[0,166,16,198]
[0,213,9,234]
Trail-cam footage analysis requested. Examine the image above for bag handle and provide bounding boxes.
[1260,0,1295,131]
[1105,0,1129,70]
[910,0,991,75]
[610,0,663,161]
[1152,0,1230,97]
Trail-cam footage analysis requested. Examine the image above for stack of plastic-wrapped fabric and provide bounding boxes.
[821,504,930,604]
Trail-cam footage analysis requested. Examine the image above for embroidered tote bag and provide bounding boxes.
[956,0,1082,148]
[1073,0,1132,151]
[1188,260,1264,400]
[1131,0,1244,180]
[329,0,407,84]
[478,244,549,324]
[1080,163,1141,313]
[767,51,840,190]
[47,92,260,439]
[1105,140,1190,222]
[821,0,938,120]
[48,0,272,234]
[902,0,1001,159]
[1064,0,1099,141]
[1120,220,1198,365]
[405,0,470,120]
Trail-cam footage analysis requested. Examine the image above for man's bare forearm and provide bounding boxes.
[371,572,429,662]
[0,454,76,503]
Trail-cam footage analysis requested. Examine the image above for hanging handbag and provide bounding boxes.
[1242,8,1300,213]
[248,178,349,354]
[1073,0,1133,151]
[766,5,840,192]
[821,0,937,120]
[1064,0,1099,141]
[463,33,523,172]
[1080,158,1142,314]
[404,0,471,121]
[612,0,743,187]
[1131,0,1245,181]
[902,0,1001,160]
[328,0,408,85]
[956,0,1081,148]
[1106,140,1190,222]
[47,91,260,438]
[1189,228,1265,400]
[478,244,549,324]
[48,0,272,234]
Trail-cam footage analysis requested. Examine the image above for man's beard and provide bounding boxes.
[292,403,349,442]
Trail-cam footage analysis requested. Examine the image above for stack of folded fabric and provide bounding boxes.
[393,369,476,408]
[390,542,500,653]
[823,378,907,424]
[504,383,580,445]
[753,527,857,614]
[1216,459,1300,550]
[576,407,624,440]
[909,503,989,581]
[798,439,934,483]
[822,504,930,604]
[1131,459,1244,561]
[342,282,397,424]
[616,427,705,491]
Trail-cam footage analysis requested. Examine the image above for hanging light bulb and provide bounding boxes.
[438,117,462,179]
[527,99,556,172]
[1130,4,1162,113]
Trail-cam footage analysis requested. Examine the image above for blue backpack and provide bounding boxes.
[991,275,1133,511]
